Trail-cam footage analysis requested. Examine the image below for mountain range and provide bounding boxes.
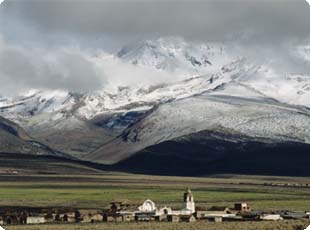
[1,37,310,175]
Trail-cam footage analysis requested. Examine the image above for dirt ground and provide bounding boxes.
[5,220,310,230]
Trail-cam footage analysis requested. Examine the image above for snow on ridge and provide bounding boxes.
[117,36,230,77]
[123,93,310,150]
[0,89,75,121]
[1,37,310,131]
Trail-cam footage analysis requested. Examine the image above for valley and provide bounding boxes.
[1,164,310,230]
[1,1,310,229]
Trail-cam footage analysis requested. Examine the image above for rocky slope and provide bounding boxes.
[0,115,64,156]
[86,85,310,164]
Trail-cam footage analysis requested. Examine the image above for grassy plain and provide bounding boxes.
[1,173,310,229]
[0,173,310,211]
[1,152,310,230]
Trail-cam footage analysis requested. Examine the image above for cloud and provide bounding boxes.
[95,55,178,89]
[1,0,309,44]
[0,36,176,96]
[0,0,309,96]
[0,37,105,95]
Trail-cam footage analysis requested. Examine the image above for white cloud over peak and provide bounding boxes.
[0,0,309,95]
[0,37,106,95]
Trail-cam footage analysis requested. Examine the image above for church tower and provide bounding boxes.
[183,188,195,213]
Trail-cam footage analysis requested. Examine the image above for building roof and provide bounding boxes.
[110,199,143,206]
[208,206,230,212]
[179,215,196,220]
[196,207,208,211]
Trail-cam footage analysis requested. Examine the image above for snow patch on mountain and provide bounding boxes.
[77,57,257,119]
[239,65,310,107]
[118,37,231,77]
[1,37,310,135]
[131,95,310,145]
[88,92,310,164]
[0,90,76,127]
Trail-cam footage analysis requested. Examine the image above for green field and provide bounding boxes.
[1,173,310,211]
[1,173,310,230]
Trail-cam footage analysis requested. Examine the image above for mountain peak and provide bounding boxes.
[117,37,228,76]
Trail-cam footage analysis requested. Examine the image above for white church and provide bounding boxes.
[135,188,196,216]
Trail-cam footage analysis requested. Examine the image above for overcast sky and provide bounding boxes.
[1,0,310,46]
[0,0,309,95]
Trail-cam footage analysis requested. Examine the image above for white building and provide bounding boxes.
[137,200,173,216]
[138,200,156,212]
[116,189,196,219]
[167,188,196,216]
[183,188,195,213]
[260,214,283,221]
[26,216,46,224]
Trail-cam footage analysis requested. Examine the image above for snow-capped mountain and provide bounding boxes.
[77,58,251,120]
[1,37,310,163]
[0,90,75,118]
[117,37,230,77]
[0,56,256,137]
[0,37,244,124]
[88,83,310,164]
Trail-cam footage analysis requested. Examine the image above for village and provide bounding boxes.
[0,189,310,226]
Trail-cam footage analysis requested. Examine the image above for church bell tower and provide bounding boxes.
[183,188,195,213]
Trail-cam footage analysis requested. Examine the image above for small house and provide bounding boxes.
[234,203,251,212]
[280,211,308,220]
[82,213,103,223]
[103,215,123,223]
[167,215,180,223]
[207,216,223,222]
[91,214,103,223]
[135,213,155,222]
[109,200,141,213]
[44,212,54,223]
[179,215,196,223]
[19,211,28,224]
[207,206,231,214]
[104,215,116,222]
[260,214,283,221]
[5,215,19,225]
[197,206,231,218]
[60,212,76,223]
[156,207,173,216]
[121,213,134,222]
[155,214,167,222]
[115,216,124,223]
[26,216,46,224]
